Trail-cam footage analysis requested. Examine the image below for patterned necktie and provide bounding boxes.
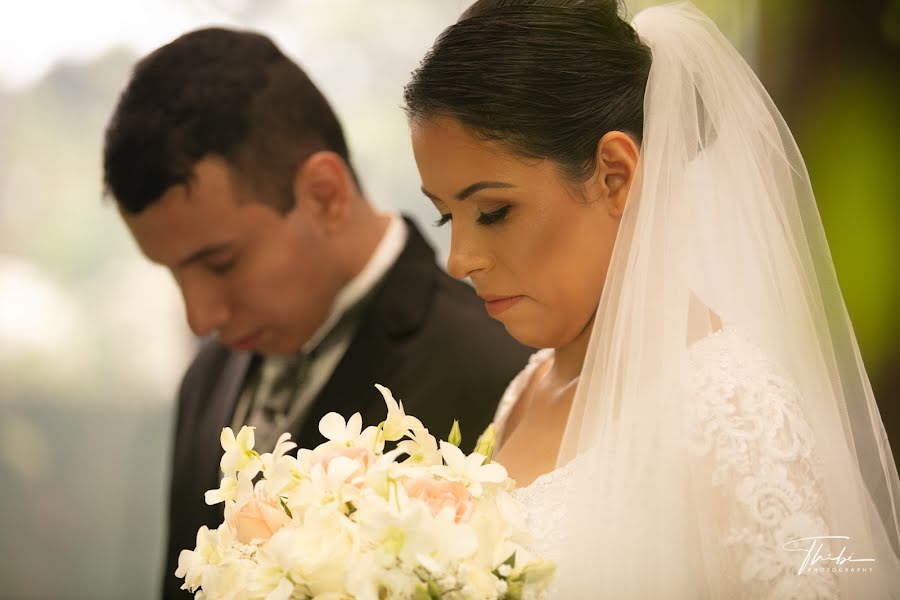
[250,353,312,452]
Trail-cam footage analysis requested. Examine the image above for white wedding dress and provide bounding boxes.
[499,328,844,599]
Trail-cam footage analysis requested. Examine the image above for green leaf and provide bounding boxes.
[412,581,442,600]
[493,550,517,578]
[504,560,557,599]
[278,496,293,519]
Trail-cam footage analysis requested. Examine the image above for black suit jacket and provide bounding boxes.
[161,219,531,598]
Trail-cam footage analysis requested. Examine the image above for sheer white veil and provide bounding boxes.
[555,2,900,597]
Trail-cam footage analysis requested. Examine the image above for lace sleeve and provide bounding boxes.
[685,328,840,599]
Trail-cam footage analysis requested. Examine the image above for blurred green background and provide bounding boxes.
[0,0,897,597]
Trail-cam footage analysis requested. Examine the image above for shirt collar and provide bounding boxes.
[300,213,407,353]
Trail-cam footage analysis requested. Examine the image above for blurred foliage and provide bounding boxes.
[758,0,900,401]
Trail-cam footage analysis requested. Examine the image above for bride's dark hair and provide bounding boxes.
[404,0,651,183]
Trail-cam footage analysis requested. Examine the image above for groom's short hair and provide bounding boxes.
[103,27,358,215]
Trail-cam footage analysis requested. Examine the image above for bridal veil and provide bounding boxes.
[556,2,900,597]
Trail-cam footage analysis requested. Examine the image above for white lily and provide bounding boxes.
[375,384,423,442]
[437,441,508,497]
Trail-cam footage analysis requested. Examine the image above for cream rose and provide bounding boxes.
[405,477,474,523]
[230,498,291,544]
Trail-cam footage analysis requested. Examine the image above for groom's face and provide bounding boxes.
[121,156,345,356]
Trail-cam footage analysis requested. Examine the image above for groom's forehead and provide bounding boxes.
[121,160,248,264]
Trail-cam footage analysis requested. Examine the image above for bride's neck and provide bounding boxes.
[548,315,594,386]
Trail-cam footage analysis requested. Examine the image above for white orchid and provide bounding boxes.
[262,514,353,596]
[176,524,242,595]
[219,426,261,478]
[256,433,302,498]
[437,441,508,497]
[259,432,297,469]
[397,421,441,466]
[318,411,363,447]
[345,551,419,600]
[301,455,368,514]
[357,424,385,454]
[204,475,238,505]
[205,466,257,506]
[375,383,423,442]
[356,497,477,565]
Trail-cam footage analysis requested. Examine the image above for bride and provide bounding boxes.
[404,1,900,597]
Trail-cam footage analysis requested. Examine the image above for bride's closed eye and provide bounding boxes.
[476,205,510,226]
[433,205,511,228]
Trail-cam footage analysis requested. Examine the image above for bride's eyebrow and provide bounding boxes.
[420,181,516,202]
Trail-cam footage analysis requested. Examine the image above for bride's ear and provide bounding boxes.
[594,131,639,218]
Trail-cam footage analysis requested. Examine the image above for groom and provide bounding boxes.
[102,28,530,598]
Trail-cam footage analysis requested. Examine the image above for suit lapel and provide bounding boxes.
[295,312,404,447]
[197,351,253,481]
[295,218,438,447]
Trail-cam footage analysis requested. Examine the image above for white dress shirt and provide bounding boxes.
[230,213,408,451]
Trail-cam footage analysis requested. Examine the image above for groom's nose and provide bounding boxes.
[180,275,231,337]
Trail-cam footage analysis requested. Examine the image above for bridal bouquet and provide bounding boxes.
[176,384,555,599]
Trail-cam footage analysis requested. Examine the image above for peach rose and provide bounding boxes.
[311,446,375,482]
[230,498,291,544]
[405,477,474,523]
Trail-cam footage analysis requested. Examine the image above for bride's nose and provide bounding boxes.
[446,225,492,280]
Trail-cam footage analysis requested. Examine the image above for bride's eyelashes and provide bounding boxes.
[433,205,511,228]
[476,205,510,226]
[434,213,452,227]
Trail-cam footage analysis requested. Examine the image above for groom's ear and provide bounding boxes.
[290,151,353,232]
[594,131,639,218]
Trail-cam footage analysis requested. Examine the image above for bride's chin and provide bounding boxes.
[501,321,561,350]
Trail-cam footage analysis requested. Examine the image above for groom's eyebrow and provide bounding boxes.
[420,181,516,202]
[176,242,234,268]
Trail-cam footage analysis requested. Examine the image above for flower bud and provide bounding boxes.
[447,420,462,447]
[474,423,497,463]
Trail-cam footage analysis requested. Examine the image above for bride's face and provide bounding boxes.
[411,117,635,349]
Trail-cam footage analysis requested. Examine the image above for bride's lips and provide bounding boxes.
[480,294,524,317]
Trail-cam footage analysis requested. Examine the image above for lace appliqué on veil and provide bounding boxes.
[686,328,839,599]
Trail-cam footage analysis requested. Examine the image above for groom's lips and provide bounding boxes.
[480,294,524,317]
[225,331,262,352]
